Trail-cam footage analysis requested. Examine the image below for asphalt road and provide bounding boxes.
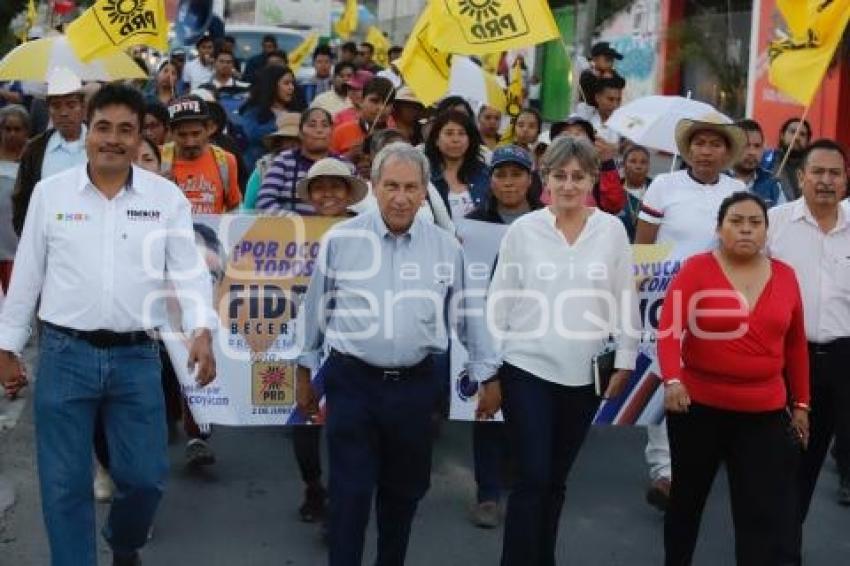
[2,396,849,565]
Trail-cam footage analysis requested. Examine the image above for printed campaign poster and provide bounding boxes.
[449,219,508,422]
[593,243,678,426]
[162,214,339,426]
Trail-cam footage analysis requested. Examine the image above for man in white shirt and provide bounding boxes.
[0,84,216,566]
[767,139,850,563]
[182,35,215,91]
[200,48,248,94]
[12,67,88,235]
[310,62,355,117]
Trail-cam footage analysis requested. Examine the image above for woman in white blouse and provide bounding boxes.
[481,136,639,565]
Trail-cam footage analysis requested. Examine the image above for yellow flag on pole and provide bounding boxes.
[427,0,560,55]
[334,0,359,40]
[499,59,525,143]
[20,0,38,43]
[397,3,452,106]
[288,33,319,70]
[65,0,169,62]
[366,27,392,68]
[768,0,850,105]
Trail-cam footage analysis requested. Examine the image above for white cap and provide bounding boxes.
[46,67,83,97]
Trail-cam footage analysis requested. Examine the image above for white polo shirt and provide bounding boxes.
[767,199,850,343]
[0,164,216,354]
[638,169,745,257]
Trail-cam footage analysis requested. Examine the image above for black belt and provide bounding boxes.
[808,337,850,356]
[330,349,432,381]
[43,321,154,348]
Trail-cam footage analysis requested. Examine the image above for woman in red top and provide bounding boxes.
[658,192,810,566]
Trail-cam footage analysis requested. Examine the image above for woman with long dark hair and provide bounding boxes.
[424,110,490,218]
[239,65,306,170]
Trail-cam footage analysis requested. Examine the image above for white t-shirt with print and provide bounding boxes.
[637,169,745,257]
[448,189,475,219]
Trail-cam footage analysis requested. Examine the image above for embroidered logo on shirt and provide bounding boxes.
[56,213,90,222]
[126,209,161,221]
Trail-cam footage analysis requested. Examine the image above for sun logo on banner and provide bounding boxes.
[447,0,531,45]
[458,0,501,22]
[101,0,144,26]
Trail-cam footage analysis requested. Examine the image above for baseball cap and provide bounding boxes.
[590,41,623,61]
[167,96,210,124]
[490,145,533,173]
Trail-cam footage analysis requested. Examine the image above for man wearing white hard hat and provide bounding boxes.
[12,67,87,235]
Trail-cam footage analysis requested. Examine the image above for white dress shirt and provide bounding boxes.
[0,164,216,354]
[767,198,850,343]
[41,124,88,181]
[488,208,640,387]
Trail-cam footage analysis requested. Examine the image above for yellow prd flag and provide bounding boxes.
[366,26,392,68]
[397,3,452,107]
[481,52,502,74]
[499,58,525,144]
[334,0,359,40]
[19,0,38,43]
[65,0,168,62]
[288,33,319,70]
[768,0,850,105]
[428,0,560,56]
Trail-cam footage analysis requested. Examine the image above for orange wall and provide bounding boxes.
[749,0,850,148]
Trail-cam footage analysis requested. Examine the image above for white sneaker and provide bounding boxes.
[94,462,114,503]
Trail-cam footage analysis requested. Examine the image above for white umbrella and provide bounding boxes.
[0,36,147,82]
[606,95,731,154]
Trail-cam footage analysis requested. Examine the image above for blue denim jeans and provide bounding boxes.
[34,324,168,566]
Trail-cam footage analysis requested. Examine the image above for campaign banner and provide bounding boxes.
[162,214,338,426]
[593,244,678,426]
[449,219,508,422]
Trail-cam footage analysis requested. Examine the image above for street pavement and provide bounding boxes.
[2,387,849,565]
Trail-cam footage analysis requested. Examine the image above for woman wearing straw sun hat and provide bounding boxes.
[633,113,748,513]
[241,112,302,211]
[292,157,367,524]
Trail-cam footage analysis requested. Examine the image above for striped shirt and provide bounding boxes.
[255,149,317,214]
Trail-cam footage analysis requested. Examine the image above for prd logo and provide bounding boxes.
[450,0,530,44]
[97,0,158,41]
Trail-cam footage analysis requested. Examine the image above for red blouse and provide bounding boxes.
[658,252,810,412]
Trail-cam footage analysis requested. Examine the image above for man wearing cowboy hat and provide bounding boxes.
[12,67,87,235]
[634,114,747,512]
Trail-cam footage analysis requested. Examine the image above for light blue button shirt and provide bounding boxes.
[297,209,498,381]
[41,125,88,181]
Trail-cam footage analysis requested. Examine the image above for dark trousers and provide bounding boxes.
[324,353,440,566]
[499,363,599,566]
[785,339,850,563]
[473,421,508,503]
[293,425,323,485]
[665,403,798,566]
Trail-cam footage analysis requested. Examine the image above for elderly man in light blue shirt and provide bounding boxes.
[296,142,499,566]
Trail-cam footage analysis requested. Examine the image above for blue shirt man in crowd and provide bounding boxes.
[296,142,499,565]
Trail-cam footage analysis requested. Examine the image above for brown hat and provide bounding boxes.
[674,113,746,170]
[295,158,369,204]
[264,112,301,146]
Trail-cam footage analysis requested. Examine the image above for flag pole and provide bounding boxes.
[774,103,812,179]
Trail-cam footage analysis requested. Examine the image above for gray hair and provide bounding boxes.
[539,135,598,179]
[0,104,30,133]
[371,141,430,187]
